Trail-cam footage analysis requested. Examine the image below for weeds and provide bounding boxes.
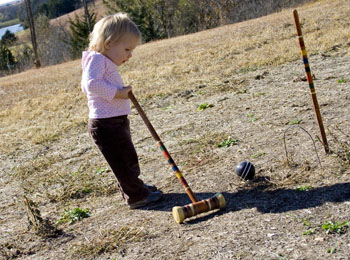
[296,185,313,191]
[301,217,316,235]
[162,105,174,110]
[57,208,91,225]
[302,219,350,235]
[247,113,258,122]
[289,119,302,125]
[327,248,337,254]
[252,152,265,158]
[321,221,349,234]
[337,78,350,83]
[217,136,239,148]
[303,228,316,235]
[95,167,108,175]
[197,103,214,111]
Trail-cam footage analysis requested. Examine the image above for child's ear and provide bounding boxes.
[105,41,111,50]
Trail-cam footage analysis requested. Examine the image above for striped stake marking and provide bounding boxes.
[293,9,329,154]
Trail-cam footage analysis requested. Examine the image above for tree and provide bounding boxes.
[35,15,71,66]
[24,0,41,68]
[102,0,235,42]
[68,11,96,59]
[103,0,161,42]
[36,0,81,19]
[0,28,17,73]
[82,0,92,32]
[0,44,16,71]
[1,30,16,46]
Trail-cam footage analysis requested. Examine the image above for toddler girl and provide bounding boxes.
[81,13,162,209]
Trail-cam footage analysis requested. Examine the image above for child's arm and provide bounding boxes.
[114,86,132,99]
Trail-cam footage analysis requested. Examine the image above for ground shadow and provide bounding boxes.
[136,182,350,221]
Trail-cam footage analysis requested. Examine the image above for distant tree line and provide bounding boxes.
[0,0,96,76]
[102,0,235,42]
[102,0,316,42]
[0,4,20,25]
[17,0,95,27]
[0,0,316,76]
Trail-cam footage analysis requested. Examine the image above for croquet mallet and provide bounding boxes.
[128,91,226,223]
[293,9,329,154]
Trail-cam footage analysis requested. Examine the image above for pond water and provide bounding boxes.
[0,23,24,39]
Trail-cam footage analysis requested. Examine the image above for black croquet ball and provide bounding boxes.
[235,161,255,180]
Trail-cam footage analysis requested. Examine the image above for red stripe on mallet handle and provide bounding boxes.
[293,10,329,154]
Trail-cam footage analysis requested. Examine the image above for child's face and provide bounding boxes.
[104,35,139,66]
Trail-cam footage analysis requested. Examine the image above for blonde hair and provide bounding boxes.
[88,13,141,53]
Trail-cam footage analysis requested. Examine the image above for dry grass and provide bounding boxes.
[1,0,349,155]
[69,226,150,259]
[1,0,350,259]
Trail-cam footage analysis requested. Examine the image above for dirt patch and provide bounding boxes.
[1,51,350,259]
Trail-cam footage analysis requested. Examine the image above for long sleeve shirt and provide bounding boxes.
[81,51,131,119]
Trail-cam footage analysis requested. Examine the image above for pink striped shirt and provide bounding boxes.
[81,51,131,119]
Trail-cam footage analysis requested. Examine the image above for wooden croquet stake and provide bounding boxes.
[293,10,329,154]
[128,91,226,223]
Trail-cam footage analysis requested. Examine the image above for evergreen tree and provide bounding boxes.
[0,30,17,72]
[68,11,96,59]
[0,44,16,71]
[102,0,161,42]
[1,30,17,46]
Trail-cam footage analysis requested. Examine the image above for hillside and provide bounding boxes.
[50,0,107,28]
[1,0,350,259]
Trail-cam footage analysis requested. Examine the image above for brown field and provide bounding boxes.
[1,0,350,259]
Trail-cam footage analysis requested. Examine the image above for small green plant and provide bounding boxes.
[252,152,265,158]
[197,103,214,111]
[321,221,349,234]
[338,78,350,84]
[247,113,258,122]
[251,92,265,98]
[303,228,316,235]
[217,136,239,148]
[327,248,337,254]
[301,217,317,235]
[296,185,313,192]
[162,105,173,110]
[289,119,302,125]
[96,167,108,175]
[301,217,310,226]
[57,208,91,225]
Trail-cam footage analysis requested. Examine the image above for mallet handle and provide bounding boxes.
[293,10,329,154]
[128,91,198,203]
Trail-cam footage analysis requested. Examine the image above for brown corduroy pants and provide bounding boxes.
[88,115,149,204]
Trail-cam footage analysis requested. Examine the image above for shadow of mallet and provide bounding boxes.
[128,91,226,223]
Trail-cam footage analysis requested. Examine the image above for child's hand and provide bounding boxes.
[115,86,132,99]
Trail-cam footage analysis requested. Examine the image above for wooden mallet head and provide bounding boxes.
[172,193,226,223]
